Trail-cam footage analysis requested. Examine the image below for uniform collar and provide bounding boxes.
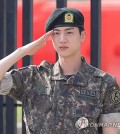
[51,61,67,80]
[51,56,88,86]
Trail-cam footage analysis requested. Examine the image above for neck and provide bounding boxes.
[58,54,81,75]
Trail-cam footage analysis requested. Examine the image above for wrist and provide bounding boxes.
[17,47,27,57]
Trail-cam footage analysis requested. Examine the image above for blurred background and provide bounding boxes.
[0,0,120,134]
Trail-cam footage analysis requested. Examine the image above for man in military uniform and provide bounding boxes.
[0,8,120,134]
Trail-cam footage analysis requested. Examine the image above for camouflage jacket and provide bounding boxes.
[1,57,120,134]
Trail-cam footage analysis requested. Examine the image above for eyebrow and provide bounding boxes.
[53,27,74,31]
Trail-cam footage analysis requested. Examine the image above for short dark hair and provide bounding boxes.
[78,26,84,34]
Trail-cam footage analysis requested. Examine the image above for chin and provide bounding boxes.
[58,53,73,58]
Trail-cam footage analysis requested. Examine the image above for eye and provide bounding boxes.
[67,31,73,35]
[53,31,60,36]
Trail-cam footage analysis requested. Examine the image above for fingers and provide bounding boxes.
[40,30,53,42]
[31,30,53,49]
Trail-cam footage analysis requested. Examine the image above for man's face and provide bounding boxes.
[51,26,85,58]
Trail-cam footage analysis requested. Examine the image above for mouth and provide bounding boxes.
[59,46,69,51]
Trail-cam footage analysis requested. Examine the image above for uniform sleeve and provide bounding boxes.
[7,66,36,102]
[99,76,120,124]
[0,72,13,95]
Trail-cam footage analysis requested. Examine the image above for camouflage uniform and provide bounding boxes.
[0,57,120,134]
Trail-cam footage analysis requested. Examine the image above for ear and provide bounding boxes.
[81,31,86,42]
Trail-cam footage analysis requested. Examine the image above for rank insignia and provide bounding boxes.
[64,13,74,23]
[75,117,89,130]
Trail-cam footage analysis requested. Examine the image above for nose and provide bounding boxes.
[60,33,67,44]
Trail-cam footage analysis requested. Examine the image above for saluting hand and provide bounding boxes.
[23,30,53,56]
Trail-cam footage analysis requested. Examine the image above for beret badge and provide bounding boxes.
[64,13,74,23]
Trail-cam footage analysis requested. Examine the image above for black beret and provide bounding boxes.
[45,8,84,32]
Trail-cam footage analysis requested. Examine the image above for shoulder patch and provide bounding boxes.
[110,90,120,104]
